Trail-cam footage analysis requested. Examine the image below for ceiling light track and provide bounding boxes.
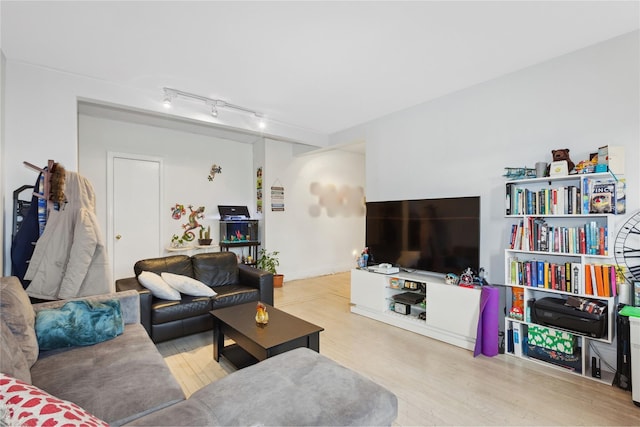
[162,87,265,127]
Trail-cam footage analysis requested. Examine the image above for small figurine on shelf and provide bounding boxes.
[255,302,269,325]
[170,234,187,248]
[357,247,369,268]
[458,268,475,288]
[444,273,459,285]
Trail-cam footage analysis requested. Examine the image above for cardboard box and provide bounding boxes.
[597,145,625,175]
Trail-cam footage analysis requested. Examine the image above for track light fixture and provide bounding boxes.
[162,87,265,129]
[256,114,266,130]
[163,90,174,108]
[207,101,219,118]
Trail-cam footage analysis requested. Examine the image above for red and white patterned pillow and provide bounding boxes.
[0,373,107,427]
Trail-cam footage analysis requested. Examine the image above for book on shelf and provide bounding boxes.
[589,180,614,214]
[537,261,545,288]
[582,263,617,298]
[585,264,594,295]
[602,265,611,298]
[594,265,605,297]
[585,176,626,215]
[565,262,572,293]
[505,183,514,215]
[615,178,626,214]
[571,263,581,294]
[610,266,617,297]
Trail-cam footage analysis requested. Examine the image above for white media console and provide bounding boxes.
[350,268,482,351]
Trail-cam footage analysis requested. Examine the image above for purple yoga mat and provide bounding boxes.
[474,286,499,357]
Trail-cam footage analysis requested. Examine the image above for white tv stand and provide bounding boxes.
[350,268,481,351]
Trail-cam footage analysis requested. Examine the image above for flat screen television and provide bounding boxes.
[365,196,480,275]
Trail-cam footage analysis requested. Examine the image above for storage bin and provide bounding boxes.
[528,324,577,354]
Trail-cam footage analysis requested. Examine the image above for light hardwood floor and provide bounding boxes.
[157,272,639,426]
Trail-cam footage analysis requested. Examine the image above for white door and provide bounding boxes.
[108,153,162,280]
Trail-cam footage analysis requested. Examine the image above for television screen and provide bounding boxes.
[365,196,480,275]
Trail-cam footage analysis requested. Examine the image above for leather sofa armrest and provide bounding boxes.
[116,277,153,337]
[238,265,274,306]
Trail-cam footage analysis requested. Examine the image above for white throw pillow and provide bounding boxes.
[161,272,217,297]
[138,271,181,300]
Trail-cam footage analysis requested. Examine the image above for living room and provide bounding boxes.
[1,2,640,425]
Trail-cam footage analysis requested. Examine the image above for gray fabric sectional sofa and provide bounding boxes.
[0,276,398,426]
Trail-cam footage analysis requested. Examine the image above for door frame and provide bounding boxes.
[106,151,164,280]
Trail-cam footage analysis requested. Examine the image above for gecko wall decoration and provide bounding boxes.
[208,164,222,181]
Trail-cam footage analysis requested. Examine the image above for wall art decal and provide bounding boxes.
[271,184,284,212]
[171,203,186,220]
[208,164,222,181]
[256,167,263,213]
[309,183,364,217]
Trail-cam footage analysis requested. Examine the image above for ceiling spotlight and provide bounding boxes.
[162,90,174,108]
[210,105,218,118]
[256,113,266,130]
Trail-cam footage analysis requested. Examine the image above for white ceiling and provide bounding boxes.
[1,1,639,136]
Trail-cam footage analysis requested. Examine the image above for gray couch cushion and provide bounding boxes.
[0,276,39,366]
[126,348,398,426]
[0,319,32,383]
[30,323,185,426]
[33,290,141,325]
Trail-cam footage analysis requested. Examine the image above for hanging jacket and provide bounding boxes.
[24,171,112,300]
[10,174,43,287]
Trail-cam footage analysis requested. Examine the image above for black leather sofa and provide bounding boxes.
[116,252,273,343]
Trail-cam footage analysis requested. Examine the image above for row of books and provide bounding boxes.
[509,218,607,256]
[507,258,618,297]
[505,184,581,216]
[504,175,626,216]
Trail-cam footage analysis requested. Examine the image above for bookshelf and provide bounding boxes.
[503,172,623,384]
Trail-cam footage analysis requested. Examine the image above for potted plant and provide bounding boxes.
[257,248,284,288]
[198,225,212,246]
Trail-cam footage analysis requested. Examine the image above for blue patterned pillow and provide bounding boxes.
[35,300,124,351]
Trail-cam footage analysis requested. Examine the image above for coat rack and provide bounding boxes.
[23,159,65,220]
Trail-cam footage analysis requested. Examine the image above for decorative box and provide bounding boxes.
[528,325,577,355]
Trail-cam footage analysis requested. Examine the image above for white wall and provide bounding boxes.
[331,31,640,285]
[263,138,365,280]
[78,114,254,253]
[1,61,328,273]
[77,117,364,281]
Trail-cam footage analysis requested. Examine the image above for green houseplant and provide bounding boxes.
[257,249,284,288]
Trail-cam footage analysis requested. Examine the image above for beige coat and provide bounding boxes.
[25,171,112,300]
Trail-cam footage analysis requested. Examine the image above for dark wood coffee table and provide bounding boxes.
[211,302,324,369]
